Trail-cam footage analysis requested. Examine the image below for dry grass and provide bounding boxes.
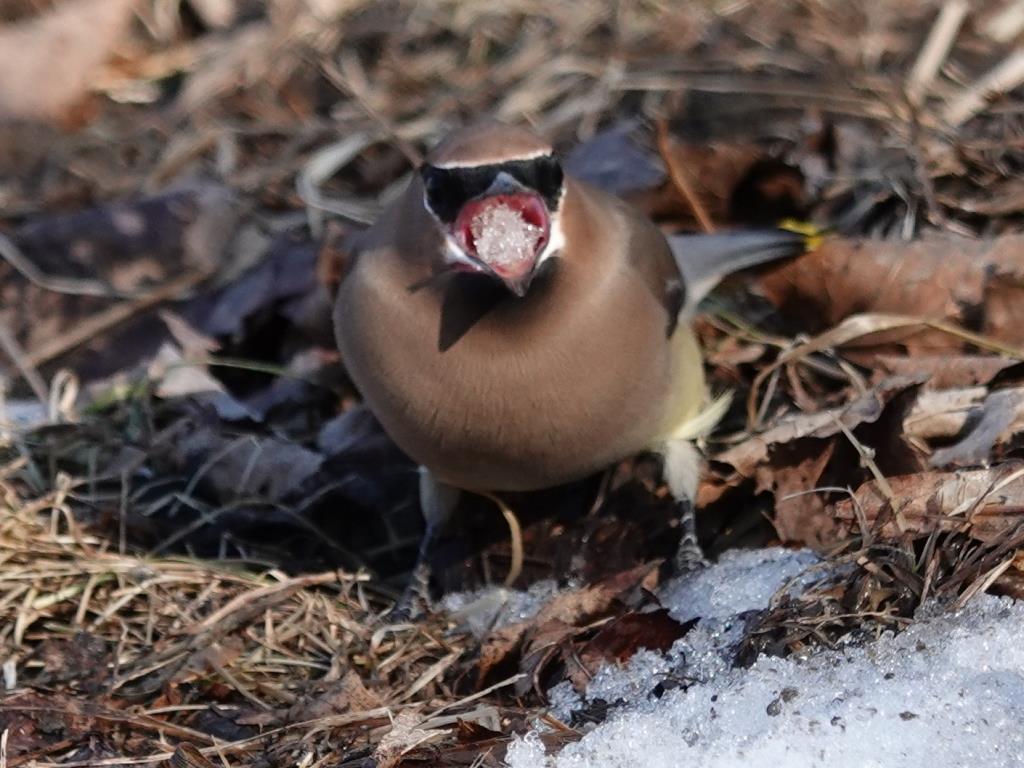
[0,462,503,766]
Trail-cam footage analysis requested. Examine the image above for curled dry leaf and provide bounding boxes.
[475,563,660,692]
[758,233,1024,353]
[834,463,1024,543]
[755,442,837,548]
[873,355,1018,389]
[903,386,1024,467]
[567,609,692,692]
[719,376,921,478]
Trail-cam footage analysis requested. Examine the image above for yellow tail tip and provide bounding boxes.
[778,219,826,252]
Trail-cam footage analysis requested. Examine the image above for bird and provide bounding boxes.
[333,121,808,592]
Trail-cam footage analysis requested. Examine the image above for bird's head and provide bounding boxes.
[419,123,566,297]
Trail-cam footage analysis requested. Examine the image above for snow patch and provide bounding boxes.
[500,548,1024,768]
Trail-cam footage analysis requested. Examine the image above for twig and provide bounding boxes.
[321,56,423,167]
[0,232,135,300]
[22,268,212,370]
[943,49,1024,126]
[0,321,49,406]
[906,0,969,106]
[981,0,1024,43]
[478,491,525,586]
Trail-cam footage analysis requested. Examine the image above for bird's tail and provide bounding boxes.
[669,224,820,313]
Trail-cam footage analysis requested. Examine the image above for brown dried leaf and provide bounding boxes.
[833,463,1024,543]
[874,355,1017,389]
[758,234,1024,352]
[756,442,837,547]
[531,563,660,627]
[567,609,690,692]
[374,709,446,768]
[476,564,660,696]
[984,272,1024,344]
[476,622,528,685]
[903,386,1024,466]
[719,376,918,477]
[643,136,805,228]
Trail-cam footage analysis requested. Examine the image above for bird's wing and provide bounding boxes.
[668,229,811,314]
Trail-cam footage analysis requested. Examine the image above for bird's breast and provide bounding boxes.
[335,255,697,492]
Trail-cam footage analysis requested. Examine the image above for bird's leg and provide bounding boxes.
[662,438,709,573]
[673,495,707,573]
[392,467,461,619]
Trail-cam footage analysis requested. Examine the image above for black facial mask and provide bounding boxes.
[420,155,564,223]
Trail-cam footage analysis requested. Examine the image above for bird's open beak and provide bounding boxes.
[449,176,551,297]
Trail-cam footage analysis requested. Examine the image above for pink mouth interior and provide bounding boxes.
[453,193,550,278]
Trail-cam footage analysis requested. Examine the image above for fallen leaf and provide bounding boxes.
[564,120,665,197]
[475,564,660,695]
[164,424,324,502]
[928,389,1024,467]
[873,355,1017,389]
[567,609,691,692]
[833,463,1024,543]
[719,376,919,477]
[0,186,239,384]
[652,134,797,227]
[983,271,1024,344]
[148,343,255,422]
[903,386,1024,466]
[476,621,528,686]
[531,563,661,627]
[758,234,1024,353]
[282,670,384,724]
[756,442,837,547]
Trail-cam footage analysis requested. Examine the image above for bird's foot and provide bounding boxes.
[672,498,709,575]
[387,561,433,622]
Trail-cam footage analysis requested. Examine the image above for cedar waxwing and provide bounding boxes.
[333,122,807,586]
